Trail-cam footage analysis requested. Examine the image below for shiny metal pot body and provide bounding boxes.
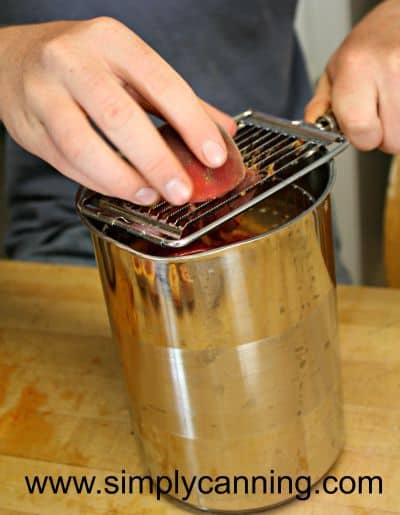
[80,163,344,512]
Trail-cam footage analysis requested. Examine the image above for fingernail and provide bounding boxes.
[134,187,159,205]
[165,178,191,204]
[202,140,226,167]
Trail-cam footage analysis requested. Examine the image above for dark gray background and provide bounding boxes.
[0,0,392,284]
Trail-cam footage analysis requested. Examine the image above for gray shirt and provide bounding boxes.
[2,1,312,263]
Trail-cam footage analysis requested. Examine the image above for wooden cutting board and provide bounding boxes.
[0,260,399,514]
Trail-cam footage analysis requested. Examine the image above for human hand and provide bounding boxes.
[0,18,236,205]
[305,0,400,154]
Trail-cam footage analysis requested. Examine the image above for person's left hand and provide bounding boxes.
[305,0,400,154]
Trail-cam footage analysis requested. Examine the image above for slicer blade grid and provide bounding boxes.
[76,110,348,248]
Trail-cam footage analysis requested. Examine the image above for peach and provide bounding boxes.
[160,124,245,203]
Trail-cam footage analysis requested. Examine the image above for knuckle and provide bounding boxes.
[58,129,87,162]
[141,153,168,181]
[97,99,133,132]
[22,75,43,106]
[338,46,367,72]
[149,70,193,104]
[85,16,121,35]
[64,140,84,162]
[39,37,73,70]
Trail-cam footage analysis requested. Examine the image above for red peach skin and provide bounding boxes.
[160,124,245,203]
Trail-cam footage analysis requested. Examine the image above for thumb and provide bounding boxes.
[304,71,332,123]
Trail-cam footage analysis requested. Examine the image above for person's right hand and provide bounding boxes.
[0,18,236,205]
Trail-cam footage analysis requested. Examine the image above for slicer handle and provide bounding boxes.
[315,111,340,133]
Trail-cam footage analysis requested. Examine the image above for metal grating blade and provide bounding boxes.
[77,110,349,248]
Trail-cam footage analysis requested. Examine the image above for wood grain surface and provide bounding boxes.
[0,260,399,514]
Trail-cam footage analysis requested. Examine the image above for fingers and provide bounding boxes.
[375,75,400,154]
[26,120,124,195]
[304,72,332,123]
[61,67,197,204]
[124,83,237,136]
[305,65,383,151]
[103,24,229,168]
[39,132,112,194]
[33,86,163,205]
[330,64,383,151]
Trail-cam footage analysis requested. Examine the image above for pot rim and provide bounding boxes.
[76,161,336,262]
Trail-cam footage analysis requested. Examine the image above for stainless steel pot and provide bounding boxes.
[77,162,344,512]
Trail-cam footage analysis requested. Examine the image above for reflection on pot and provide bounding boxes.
[82,164,343,512]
